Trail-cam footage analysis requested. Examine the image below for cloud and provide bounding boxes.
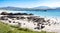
[0,0,60,8]
[35,2,60,8]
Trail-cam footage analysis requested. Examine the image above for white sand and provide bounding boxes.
[42,17,60,33]
[1,15,60,33]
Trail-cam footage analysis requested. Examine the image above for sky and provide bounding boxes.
[0,0,60,8]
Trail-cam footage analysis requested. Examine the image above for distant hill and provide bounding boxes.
[0,6,60,11]
[55,7,60,9]
[34,6,51,9]
[0,7,25,11]
[0,6,50,11]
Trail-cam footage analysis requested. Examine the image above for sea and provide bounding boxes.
[1,9,60,18]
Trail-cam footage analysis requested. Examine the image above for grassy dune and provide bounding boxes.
[0,21,54,33]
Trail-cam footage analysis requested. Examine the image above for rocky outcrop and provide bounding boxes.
[0,15,46,31]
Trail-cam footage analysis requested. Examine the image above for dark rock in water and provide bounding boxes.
[29,13,33,15]
[44,10,47,12]
[1,12,8,15]
[1,12,34,15]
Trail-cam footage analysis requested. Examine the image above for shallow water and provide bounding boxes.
[9,10,60,18]
[1,10,60,18]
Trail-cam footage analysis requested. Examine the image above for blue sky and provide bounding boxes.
[0,0,60,8]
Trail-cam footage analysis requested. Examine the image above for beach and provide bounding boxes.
[0,10,60,33]
[0,15,60,33]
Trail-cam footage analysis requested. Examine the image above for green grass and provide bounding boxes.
[0,21,55,33]
[0,22,11,33]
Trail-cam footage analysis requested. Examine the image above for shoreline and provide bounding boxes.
[0,12,60,33]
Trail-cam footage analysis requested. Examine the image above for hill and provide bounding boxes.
[34,6,51,9]
[0,6,50,11]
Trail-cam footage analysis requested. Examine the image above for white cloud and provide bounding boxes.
[37,2,60,8]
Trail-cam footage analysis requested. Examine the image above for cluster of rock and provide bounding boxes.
[0,15,46,31]
[0,12,33,15]
[0,12,60,32]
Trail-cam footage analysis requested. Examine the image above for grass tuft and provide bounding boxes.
[0,21,55,33]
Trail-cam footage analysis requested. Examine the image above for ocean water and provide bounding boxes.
[12,10,60,18]
[23,10,60,18]
[1,10,60,18]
